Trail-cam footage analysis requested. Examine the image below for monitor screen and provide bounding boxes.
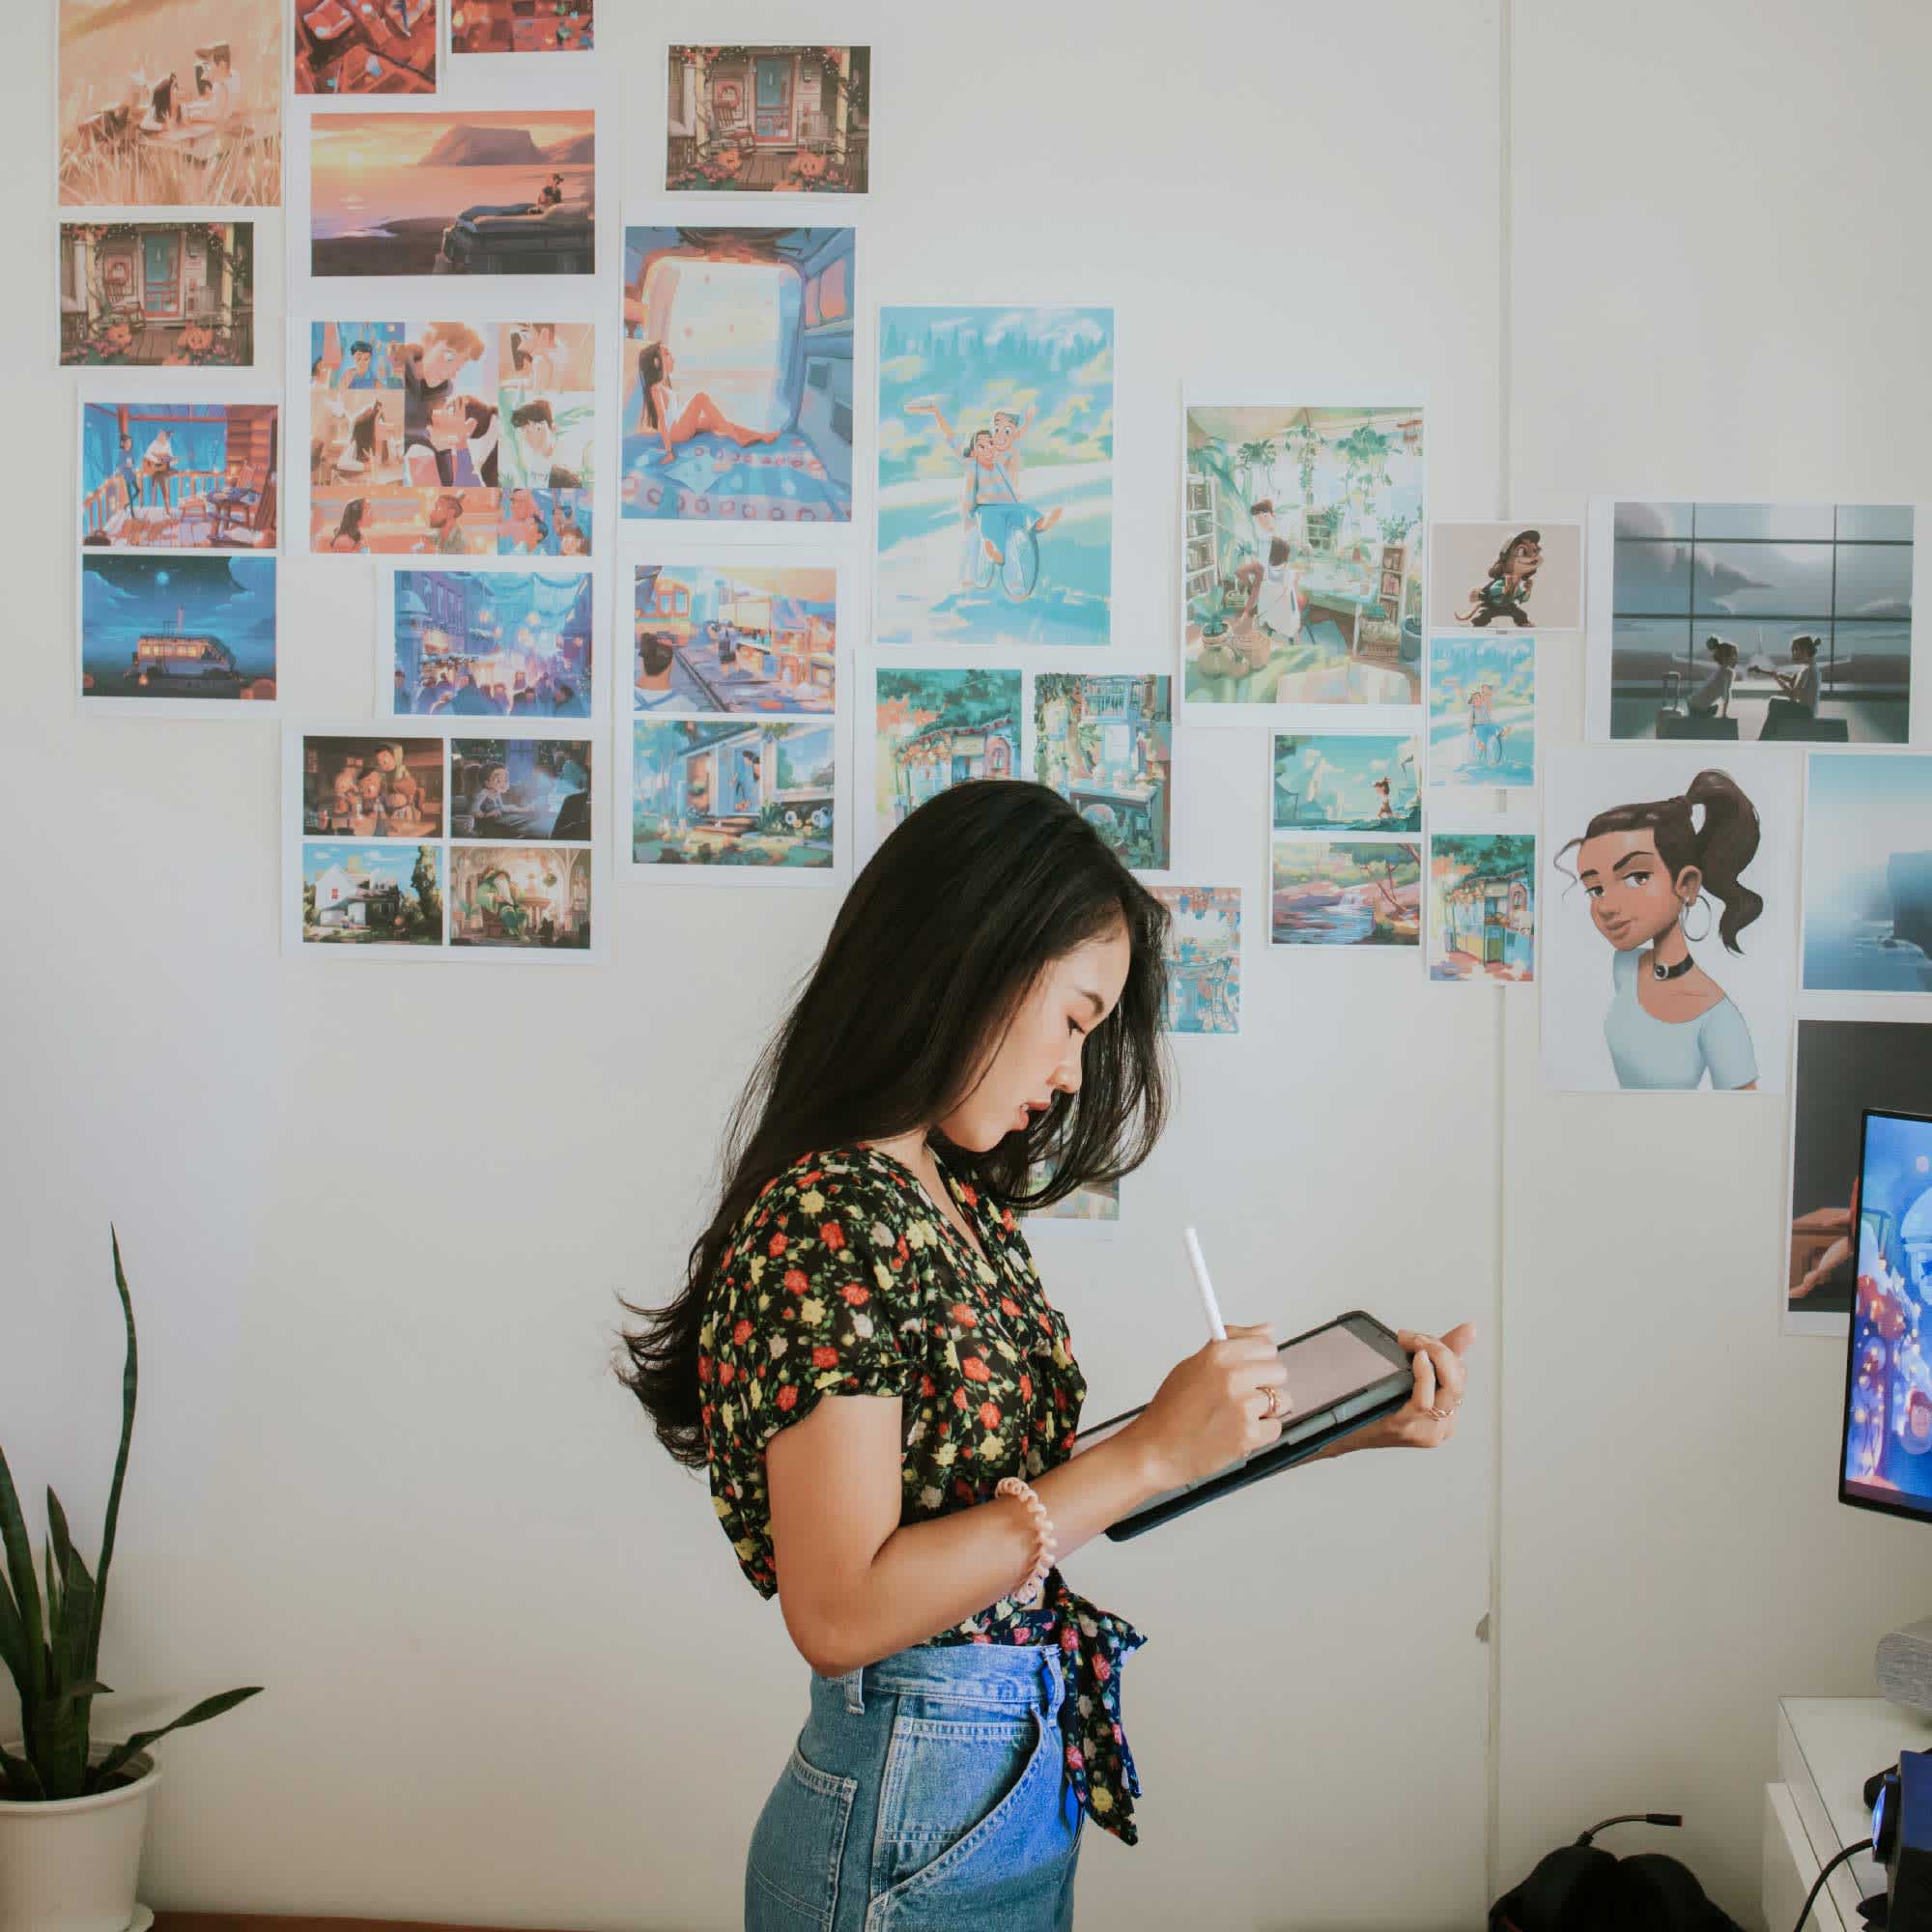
[1841,1110,1932,1520]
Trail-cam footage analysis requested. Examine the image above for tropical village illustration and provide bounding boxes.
[1184,405,1424,707]
[1272,733,1422,834]
[621,226,855,524]
[1033,675,1170,869]
[60,222,254,367]
[1154,887,1241,1035]
[80,401,277,551]
[303,843,441,945]
[632,719,836,867]
[453,1,593,53]
[666,45,869,192]
[634,564,836,714]
[80,554,276,702]
[296,0,437,96]
[875,305,1114,648]
[392,570,592,718]
[308,111,595,277]
[1271,841,1423,948]
[1428,833,1537,982]
[873,668,1019,838]
[58,0,281,206]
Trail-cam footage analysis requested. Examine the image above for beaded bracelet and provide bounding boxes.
[995,1475,1057,1607]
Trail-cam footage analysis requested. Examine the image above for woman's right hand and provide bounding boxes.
[1128,1322,1288,1493]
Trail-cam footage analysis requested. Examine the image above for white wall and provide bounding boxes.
[4,4,1925,1929]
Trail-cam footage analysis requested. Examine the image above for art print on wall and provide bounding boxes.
[1151,887,1241,1035]
[875,306,1115,648]
[1541,748,1798,1093]
[627,718,837,880]
[384,566,594,719]
[1033,675,1171,872]
[79,552,276,715]
[621,226,855,526]
[1427,826,1537,983]
[1268,730,1421,949]
[1585,498,1923,744]
[1272,733,1420,835]
[666,46,869,194]
[59,221,256,367]
[286,724,602,956]
[1429,522,1580,633]
[59,0,281,206]
[1182,402,1424,724]
[295,0,438,96]
[634,561,837,715]
[1022,1158,1122,1227]
[302,318,595,554]
[1785,1019,1932,1337]
[1802,753,1932,996]
[1427,633,1536,788]
[868,667,1020,861]
[1270,841,1421,949]
[305,109,595,277]
[451,1,592,54]
[78,398,278,551]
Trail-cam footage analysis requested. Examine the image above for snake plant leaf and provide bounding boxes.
[0,1563,25,1689]
[0,1440,45,1719]
[0,1741,45,1802]
[46,1677,112,1716]
[89,1686,263,1792]
[87,1228,138,1679]
[47,1490,98,1690]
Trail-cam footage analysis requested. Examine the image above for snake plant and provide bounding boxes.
[0,1230,261,1801]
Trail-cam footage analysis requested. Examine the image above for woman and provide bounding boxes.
[1556,767,1763,1091]
[615,781,1472,1930]
[1685,635,1738,720]
[328,498,369,554]
[636,341,779,466]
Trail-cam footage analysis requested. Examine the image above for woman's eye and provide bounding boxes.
[1584,885,1602,898]
[1624,869,1651,888]
[1066,1017,1083,1037]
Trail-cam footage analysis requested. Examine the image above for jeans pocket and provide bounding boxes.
[868,1704,1053,1908]
[745,1739,859,1931]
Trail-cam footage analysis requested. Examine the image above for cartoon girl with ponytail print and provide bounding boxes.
[1555,768,1764,1091]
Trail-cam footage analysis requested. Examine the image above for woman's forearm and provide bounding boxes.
[811,1426,1167,1676]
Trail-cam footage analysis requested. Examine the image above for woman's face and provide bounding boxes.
[1577,829,1698,951]
[938,920,1135,1153]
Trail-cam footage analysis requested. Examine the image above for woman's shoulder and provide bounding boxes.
[727,1146,930,1252]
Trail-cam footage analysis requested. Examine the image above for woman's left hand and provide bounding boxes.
[1316,1322,1477,1459]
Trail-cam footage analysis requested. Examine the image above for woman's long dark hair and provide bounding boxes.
[614,780,1172,1468]
[637,343,666,429]
[1556,766,1764,952]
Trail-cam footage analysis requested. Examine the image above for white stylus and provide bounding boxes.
[1182,1226,1227,1343]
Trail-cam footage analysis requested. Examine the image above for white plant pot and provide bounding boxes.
[0,1738,158,1932]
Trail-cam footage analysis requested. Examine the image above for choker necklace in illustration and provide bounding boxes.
[1651,950,1695,982]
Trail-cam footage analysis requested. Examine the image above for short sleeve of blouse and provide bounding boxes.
[1699,997,1758,1091]
[702,1157,919,1463]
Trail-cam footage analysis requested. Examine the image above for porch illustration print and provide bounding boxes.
[306,109,595,277]
[1033,675,1171,871]
[1151,887,1241,1035]
[305,319,596,555]
[666,45,869,193]
[1427,829,1537,983]
[634,564,837,715]
[875,306,1116,649]
[1183,402,1424,721]
[1585,498,1918,744]
[1542,749,1797,1093]
[870,668,1020,858]
[628,719,837,878]
[621,226,855,526]
[60,222,255,367]
[78,400,278,552]
[59,0,281,207]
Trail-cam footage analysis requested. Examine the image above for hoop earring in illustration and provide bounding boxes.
[1679,894,1713,944]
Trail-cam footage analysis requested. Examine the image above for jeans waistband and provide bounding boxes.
[814,1640,1067,1718]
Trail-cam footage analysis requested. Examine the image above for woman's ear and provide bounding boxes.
[1675,864,1704,905]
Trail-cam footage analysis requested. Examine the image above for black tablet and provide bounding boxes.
[1069,1311,1413,1541]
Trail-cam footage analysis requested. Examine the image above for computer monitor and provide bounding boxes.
[1840,1109,1932,1520]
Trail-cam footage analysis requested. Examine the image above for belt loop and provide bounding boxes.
[841,1665,866,1715]
[1040,1650,1061,1717]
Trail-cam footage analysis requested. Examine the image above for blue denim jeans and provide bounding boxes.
[745,1639,1084,1931]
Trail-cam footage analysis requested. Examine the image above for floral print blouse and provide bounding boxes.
[699,1143,1149,1844]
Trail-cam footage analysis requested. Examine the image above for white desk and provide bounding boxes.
[1763,1697,1932,1929]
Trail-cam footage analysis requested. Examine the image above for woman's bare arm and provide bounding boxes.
[765,1394,1168,1679]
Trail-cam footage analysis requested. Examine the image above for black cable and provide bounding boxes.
[1792,1839,1869,1932]
[1576,1810,1684,1844]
